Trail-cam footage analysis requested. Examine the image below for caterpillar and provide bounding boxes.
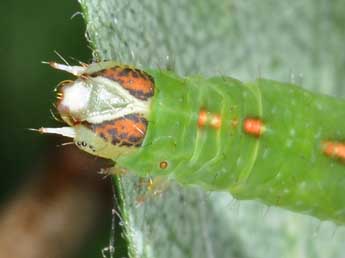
[40,61,345,224]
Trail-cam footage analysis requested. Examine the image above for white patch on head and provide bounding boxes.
[79,76,150,124]
[56,75,151,125]
[61,81,91,113]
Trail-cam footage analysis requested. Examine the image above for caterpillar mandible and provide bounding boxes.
[40,61,345,224]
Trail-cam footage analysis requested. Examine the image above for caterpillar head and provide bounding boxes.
[38,61,154,160]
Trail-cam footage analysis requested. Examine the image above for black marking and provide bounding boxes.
[131,71,139,78]
[119,67,131,77]
[119,133,129,139]
[107,129,118,138]
[112,139,120,145]
[129,135,141,143]
[83,113,148,148]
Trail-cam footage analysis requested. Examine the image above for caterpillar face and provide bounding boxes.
[43,62,154,159]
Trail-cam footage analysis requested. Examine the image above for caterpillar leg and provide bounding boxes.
[135,176,170,205]
[98,166,128,179]
[109,166,128,176]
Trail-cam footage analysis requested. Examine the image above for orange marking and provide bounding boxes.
[198,108,223,130]
[92,66,154,100]
[210,114,222,129]
[243,118,264,137]
[159,161,168,169]
[88,114,148,146]
[197,107,224,130]
[322,141,345,161]
[198,109,208,128]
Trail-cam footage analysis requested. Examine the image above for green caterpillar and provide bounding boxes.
[41,61,345,224]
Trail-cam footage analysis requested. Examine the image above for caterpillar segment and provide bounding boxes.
[39,62,345,224]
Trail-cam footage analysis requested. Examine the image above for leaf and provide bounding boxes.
[79,1,345,257]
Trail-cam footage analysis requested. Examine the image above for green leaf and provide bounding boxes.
[79,1,345,257]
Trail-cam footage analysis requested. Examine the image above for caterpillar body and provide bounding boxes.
[41,61,345,224]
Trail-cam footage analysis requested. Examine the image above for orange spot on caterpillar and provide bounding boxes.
[198,109,208,128]
[210,114,222,129]
[159,161,168,169]
[86,113,148,147]
[243,118,264,137]
[198,108,222,129]
[322,141,345,161]
[91,66,154,100]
